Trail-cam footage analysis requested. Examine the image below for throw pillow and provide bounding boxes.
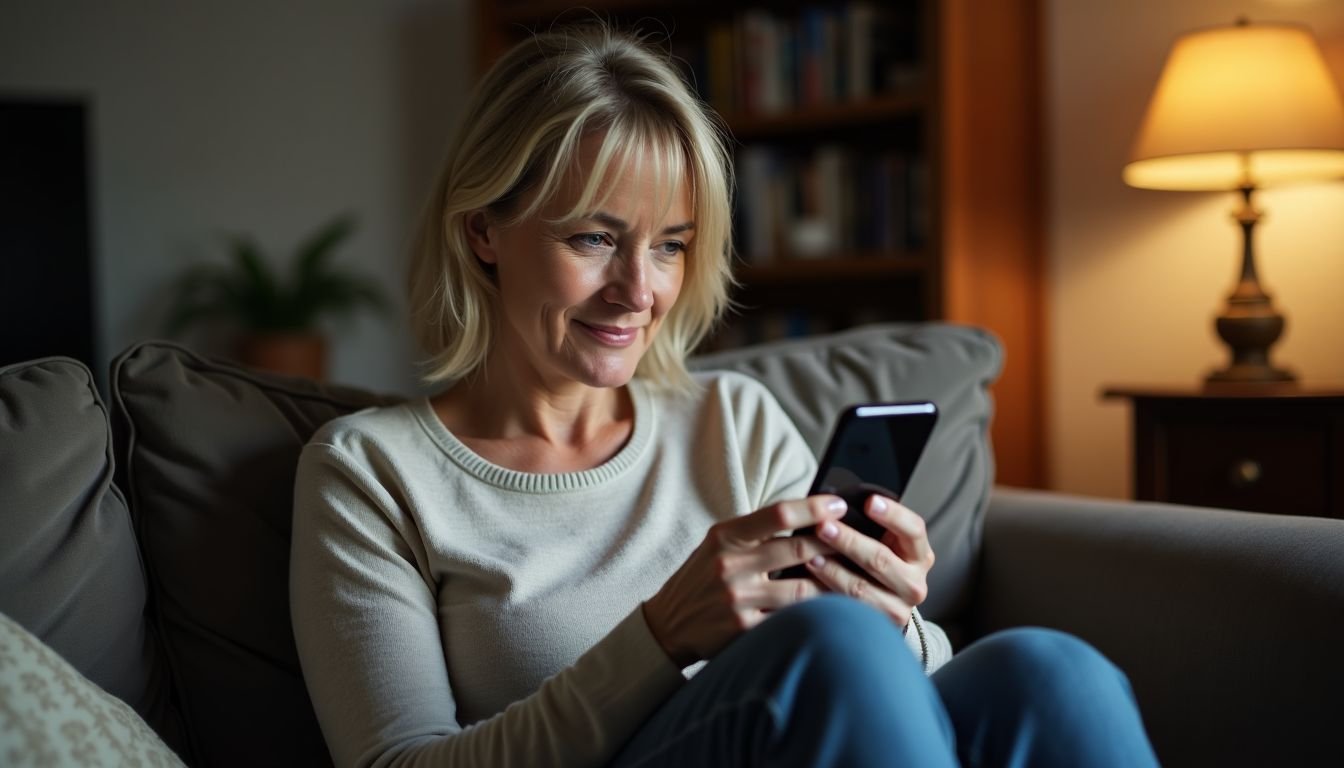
[0,610,185,767]
[110,342,400,768]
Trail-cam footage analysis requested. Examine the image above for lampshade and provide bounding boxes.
[1124,21,1344,191]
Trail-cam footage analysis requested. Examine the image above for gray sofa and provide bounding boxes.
[2,323,1341,767]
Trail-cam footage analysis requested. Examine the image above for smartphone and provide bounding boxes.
[776,401,938,580]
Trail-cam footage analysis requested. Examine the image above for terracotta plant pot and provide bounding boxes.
[238,332,326,380]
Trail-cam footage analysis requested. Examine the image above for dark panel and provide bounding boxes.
[0,99,97,368]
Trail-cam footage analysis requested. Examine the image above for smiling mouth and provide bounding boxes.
[576,321,639,347]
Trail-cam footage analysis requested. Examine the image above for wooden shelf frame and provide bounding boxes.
[722,92,929,140]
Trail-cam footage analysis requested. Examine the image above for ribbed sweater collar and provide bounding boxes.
[408,380,655,494]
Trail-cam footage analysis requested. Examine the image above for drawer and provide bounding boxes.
[1161,420,1329,516]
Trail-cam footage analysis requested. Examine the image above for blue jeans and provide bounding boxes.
[612,595,1158,767]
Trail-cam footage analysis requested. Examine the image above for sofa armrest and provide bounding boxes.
[971,487,1344,767]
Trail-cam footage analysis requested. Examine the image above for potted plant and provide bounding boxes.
[166,213,389,379]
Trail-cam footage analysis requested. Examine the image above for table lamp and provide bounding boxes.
[1123,18,1344,384]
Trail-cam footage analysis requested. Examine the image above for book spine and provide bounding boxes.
[707,22,736,114]
[737,146,775,264]
[800,9,824,107]
[740,11,765,114]
[847,2,875,101]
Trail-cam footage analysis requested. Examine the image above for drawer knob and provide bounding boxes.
[1230,459,1262,488]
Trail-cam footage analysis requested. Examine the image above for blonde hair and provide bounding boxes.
[407,23,735,391]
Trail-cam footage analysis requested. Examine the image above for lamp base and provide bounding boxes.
[1206,310,1295,385]
[1206,363,1295,384]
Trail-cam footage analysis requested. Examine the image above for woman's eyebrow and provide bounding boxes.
[586,211,695,236]
[661,221,696,235]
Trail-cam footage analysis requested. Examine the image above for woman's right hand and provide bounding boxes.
[641,495,847,667]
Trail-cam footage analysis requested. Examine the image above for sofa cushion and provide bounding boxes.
[111,342,399,768]
[690,323,1002,623]
[0,610,186,767]
[0,357,180,749]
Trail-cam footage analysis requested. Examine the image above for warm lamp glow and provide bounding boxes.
[1122,19,1344,384]
[1124,21,1344,190]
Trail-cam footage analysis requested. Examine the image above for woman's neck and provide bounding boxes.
[430,366,635,474]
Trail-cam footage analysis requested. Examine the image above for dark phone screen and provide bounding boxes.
[776,401,938,580]
[810,402,938,501]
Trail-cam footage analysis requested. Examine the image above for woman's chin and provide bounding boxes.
[568,351,642,389]
[580,365,638,390]
[547,331,639,385]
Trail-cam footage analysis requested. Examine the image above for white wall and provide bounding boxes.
[1047,0,1344,497]
[0,0,472,393]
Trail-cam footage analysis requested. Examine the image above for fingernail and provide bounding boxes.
[818,522,838,540]
[870,497,888,516]
[810,555,825,568]
[826,498,847,514]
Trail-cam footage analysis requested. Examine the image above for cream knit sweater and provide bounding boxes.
[290,371,950,768]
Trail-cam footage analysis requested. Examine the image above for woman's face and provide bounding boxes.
[468,134,692,392]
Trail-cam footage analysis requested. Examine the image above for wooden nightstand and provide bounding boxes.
[1104,386,1344,519]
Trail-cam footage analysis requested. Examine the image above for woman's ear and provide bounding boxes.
[464,209,499,265]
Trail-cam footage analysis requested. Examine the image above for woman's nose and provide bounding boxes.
[604,251,654,311]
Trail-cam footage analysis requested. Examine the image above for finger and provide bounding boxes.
[750,533,837,574]
[815,517,928,605]
[733,571,826,611]
[717,495,846,547]
[866,497,934,567]
[805,555,913,627]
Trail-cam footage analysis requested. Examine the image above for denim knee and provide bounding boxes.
[964,627,1135,711]
[754,596,953,765]
[933,628,1157,767]
[768,596,902,651]
[762,595,918,682]
[614,596,952,767]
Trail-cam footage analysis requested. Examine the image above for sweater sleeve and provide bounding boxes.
[727,375,816,509]
[289,443,686,768]
[904,606,953,675]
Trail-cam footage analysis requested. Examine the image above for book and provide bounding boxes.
[846,2,877,101]
[737,146,775,264]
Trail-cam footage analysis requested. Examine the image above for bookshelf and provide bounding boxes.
[475,0,1045,488]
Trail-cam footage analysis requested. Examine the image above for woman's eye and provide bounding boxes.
[572,233,610,249]
[656,241,685,258]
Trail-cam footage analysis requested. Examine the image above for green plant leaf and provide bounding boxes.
[293,273,390,328]
[294,213,357,286]
[164,263,235,335]
[226,235,282,328]
[163,214,388,335]
[165,298,232,335]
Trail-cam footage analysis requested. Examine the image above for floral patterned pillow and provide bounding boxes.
[0,612,184,767]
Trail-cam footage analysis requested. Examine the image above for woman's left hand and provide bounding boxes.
[804,494,935,629]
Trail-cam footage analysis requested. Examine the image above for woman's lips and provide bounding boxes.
[577,321,639,347]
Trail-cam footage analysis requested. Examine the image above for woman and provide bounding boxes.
[290,23,1158,767]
